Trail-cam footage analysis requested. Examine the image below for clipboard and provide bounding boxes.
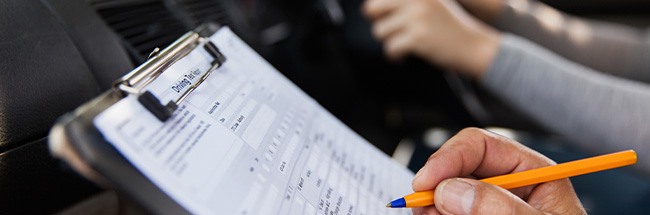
[49,24,416,215]
[48,24,225,214]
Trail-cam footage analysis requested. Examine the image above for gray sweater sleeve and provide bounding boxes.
[494,0,650,83]
[482,34,650,176]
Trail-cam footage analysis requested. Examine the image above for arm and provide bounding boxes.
[462,0,650,82]
[363,0,650,176]
[362,0,501,78]
[483,33,650,176]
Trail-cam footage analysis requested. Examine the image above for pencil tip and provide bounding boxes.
[388,198,406,208]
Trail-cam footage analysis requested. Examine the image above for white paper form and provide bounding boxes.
[94,27,414,215]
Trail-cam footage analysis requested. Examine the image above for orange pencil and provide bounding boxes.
[387,150,638,208]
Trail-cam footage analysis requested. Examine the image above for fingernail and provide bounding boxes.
[438,179,474,215]
[413,165,427,182]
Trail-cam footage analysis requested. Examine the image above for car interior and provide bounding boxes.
[1,0,649,214]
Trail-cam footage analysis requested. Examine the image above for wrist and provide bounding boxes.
[454,24,501,79]
[461,0,506,23]
[472,26,501,80]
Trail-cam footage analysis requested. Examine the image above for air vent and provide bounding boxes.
[173,0,231,27]
[91,0,191,63]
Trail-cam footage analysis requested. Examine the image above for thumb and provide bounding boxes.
[434,178,544,215]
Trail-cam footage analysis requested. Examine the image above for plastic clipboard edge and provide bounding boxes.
[48,23,224,215]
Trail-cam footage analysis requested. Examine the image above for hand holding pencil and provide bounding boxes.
[406,128,603,215]
[390,149,636,209]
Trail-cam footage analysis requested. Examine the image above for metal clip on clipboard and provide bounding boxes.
[112,31,226,122]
